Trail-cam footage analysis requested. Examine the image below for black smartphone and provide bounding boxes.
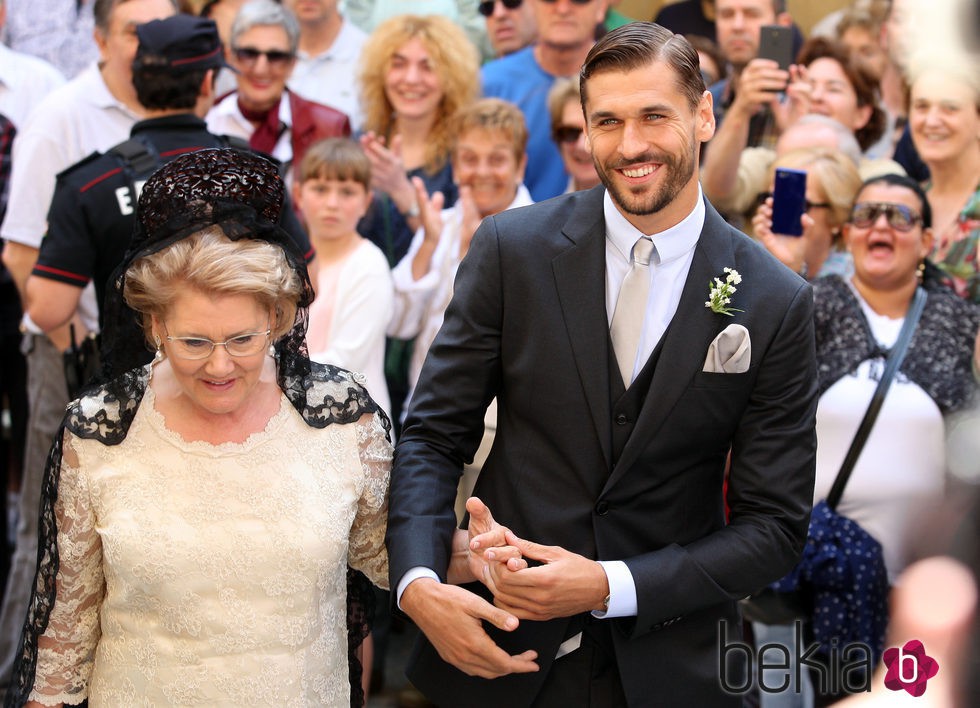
[757,24,794,71]
[771,168,807,237]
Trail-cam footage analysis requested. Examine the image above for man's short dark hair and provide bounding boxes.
[580,22,705,113]
[94,0,177,33]
[133,67,209,110]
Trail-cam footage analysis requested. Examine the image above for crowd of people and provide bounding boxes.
[0,0,977,707]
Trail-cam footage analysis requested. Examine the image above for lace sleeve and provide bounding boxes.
[28,432,105,706]
[348,411,391,590]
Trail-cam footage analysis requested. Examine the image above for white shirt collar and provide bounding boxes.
[603,185,705,265]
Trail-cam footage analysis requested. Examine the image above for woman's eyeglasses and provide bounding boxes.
[164,325,272,360]
[554,126,583,144]
[849,202,923,232]
[478,0,523,17]
[232,46,295,68]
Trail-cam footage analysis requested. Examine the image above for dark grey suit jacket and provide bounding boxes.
[387,186,818,706]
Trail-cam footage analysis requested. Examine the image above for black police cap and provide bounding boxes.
[134,14,228,72]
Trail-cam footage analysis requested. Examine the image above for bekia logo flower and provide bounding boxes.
[883,640,939,697]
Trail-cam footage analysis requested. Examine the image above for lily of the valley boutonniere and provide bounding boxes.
[705,267,744,317]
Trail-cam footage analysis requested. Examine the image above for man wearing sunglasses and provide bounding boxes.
[389,22,817,708]
[480,0,538,58]
[482,0,607,202]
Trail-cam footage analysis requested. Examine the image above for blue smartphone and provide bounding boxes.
[771,168,807,237]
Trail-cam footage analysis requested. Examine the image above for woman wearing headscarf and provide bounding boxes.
[8,149,391,707]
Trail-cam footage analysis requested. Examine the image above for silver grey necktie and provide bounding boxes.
[610,237,654,385]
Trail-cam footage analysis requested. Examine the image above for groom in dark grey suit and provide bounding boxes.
[387,22,818,707]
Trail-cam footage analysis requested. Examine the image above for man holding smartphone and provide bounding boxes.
[704,0,796,153]
[703,0,804,226]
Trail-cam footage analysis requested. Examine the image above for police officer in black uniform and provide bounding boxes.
[26,14,312,335]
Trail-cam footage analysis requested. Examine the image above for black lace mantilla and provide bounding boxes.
[813,275,980,413]
[7,148,390,708]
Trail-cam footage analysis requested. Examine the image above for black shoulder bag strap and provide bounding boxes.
[826,286,928,510]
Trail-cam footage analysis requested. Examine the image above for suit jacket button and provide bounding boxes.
[615,414,628,425]
[595,500,609,515]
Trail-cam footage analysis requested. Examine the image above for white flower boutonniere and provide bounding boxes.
[705,267,744,317]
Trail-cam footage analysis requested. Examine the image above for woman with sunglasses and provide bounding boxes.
[908,63,980,304]
[777,173,980,706]
[206,0,351,182]
[546,76,599,194]
[812,173,979,584]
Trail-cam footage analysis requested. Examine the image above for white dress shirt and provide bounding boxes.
[595,187,704,618]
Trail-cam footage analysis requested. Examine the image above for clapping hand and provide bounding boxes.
[359,132,416,215]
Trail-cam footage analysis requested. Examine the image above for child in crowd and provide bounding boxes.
[296,138,393,418]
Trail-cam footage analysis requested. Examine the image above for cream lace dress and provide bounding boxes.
[29,384,391,707]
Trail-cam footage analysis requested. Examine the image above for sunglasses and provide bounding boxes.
[232,46,295,68]
[478,0,523,17]
[554,126,583,144]
[849,202,923,232]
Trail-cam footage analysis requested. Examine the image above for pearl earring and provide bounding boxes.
[153,334,164,362]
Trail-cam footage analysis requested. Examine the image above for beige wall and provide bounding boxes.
[617,0,853,36]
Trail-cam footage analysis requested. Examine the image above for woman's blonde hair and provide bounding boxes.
[771,147,863,246]
[123,226,304,347]
[358,14,480,174]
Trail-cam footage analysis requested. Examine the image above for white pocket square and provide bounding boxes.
[703,324,751,373]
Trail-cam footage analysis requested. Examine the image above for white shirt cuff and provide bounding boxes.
[395,566,440,610]
[592,560,637,618]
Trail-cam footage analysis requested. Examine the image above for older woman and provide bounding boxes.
[11,149,505,708]
[752,146,863,279]
[355,14,480,267]
[547,76,599,194]
[205,0,350,178]
[9,150,392,707]
[388,98,531,414]
[908,63,980,304]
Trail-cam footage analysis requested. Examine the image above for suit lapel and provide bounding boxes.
[604,201,736,489]
[551,187,613,468]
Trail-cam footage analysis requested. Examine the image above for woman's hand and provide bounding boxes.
[409,176,446,281]
[752,196,813,276]
[774,64,812,133]
[359,132,416,214]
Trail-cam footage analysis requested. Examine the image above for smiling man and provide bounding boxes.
[388,21,818,707]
